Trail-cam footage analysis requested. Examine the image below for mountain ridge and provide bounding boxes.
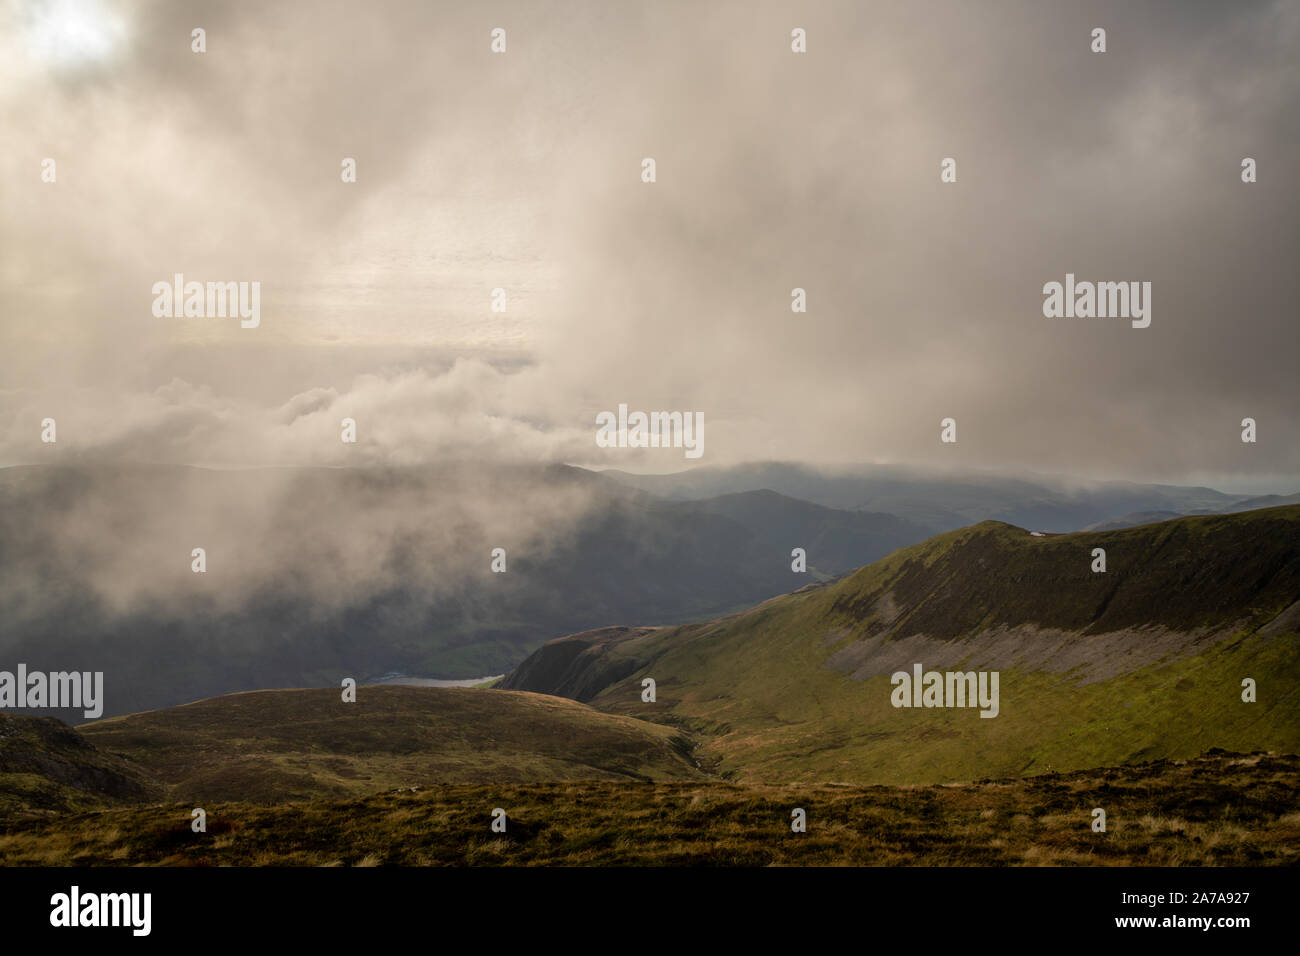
[502,506,1300,785]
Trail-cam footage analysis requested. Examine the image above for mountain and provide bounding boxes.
[0,463,929,717]
[600,462,1246,532]
[503,505,1300,785]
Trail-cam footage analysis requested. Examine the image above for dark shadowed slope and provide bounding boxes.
[0,714,159,815]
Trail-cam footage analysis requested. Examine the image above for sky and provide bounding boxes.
[2,0,1297,493]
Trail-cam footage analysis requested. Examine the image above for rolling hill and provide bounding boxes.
[73,685,706,806]
[0,685,705,817]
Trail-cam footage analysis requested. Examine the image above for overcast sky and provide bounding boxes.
[2,0,1296,492]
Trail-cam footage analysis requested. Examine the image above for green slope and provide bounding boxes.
[506,506,1300,784]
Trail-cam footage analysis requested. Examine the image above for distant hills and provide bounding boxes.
[601,462,1267,533]
[0,461,1293,718]
[1082,510,1192,532]
[1221,492,1300,513]
[504,505,1300,785]
[1082,493,1300,531]
[0,463,926,717]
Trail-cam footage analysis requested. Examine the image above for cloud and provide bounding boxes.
[0,0,1295,487]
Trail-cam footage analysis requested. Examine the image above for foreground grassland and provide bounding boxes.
[1,751,1295,866]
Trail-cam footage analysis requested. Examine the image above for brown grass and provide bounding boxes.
[0,750,1294,867]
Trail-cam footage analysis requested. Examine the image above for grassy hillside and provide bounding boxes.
[75,685,704,806]
[1,751,1293,866]
[506,507,1300,785]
